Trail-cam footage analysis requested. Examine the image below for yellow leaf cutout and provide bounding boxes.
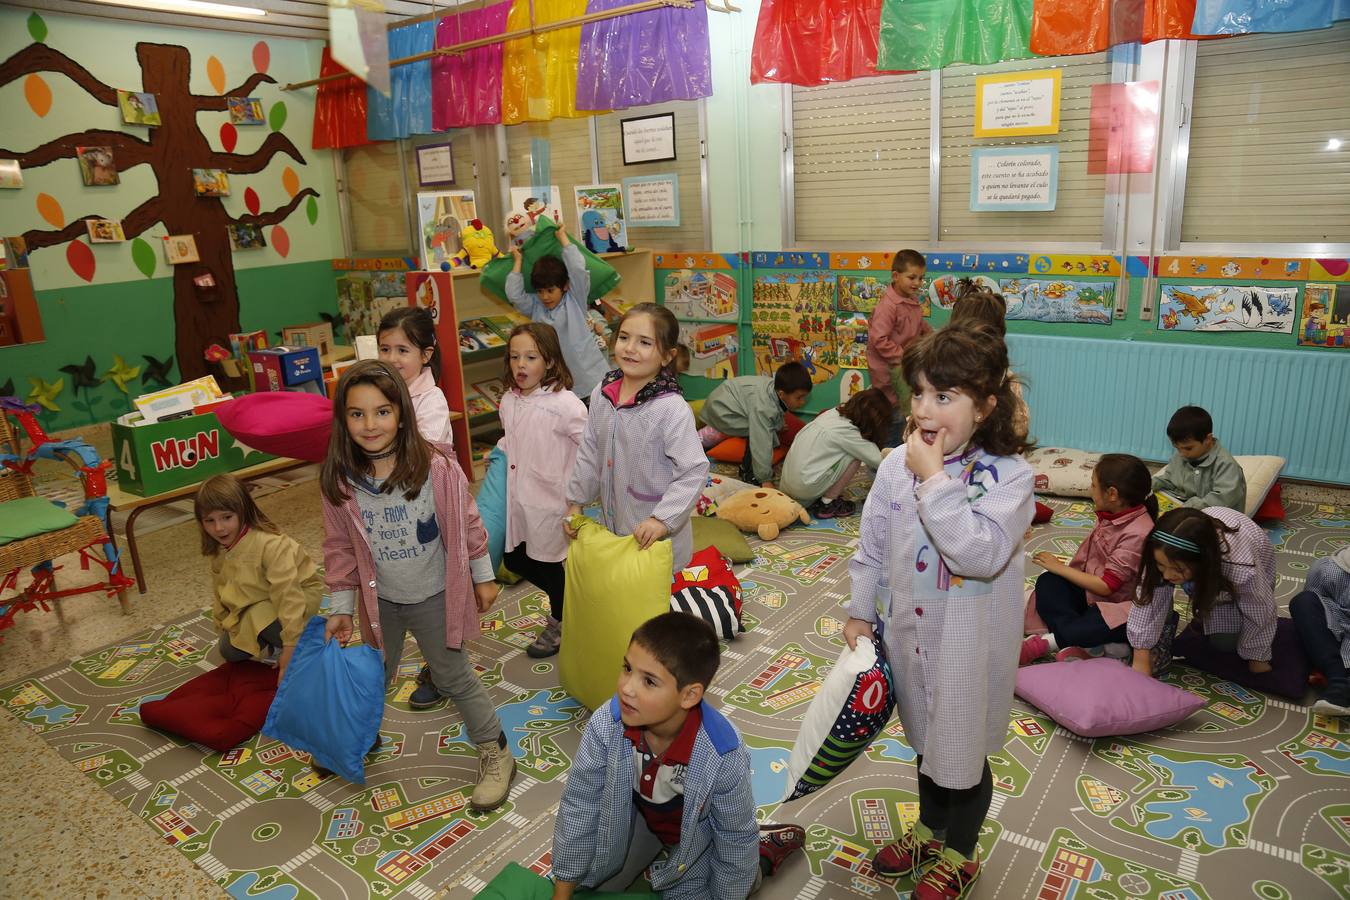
[281,166,299,199]
[36,193,64,228]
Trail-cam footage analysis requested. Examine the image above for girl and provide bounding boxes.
[498,322,588,658]
[378,306,453,446]
[564,303,708,572]
[842,324,1034,897]
[1020,454,1157,665]
[320,360,513,809]
[1290,545,1350,716]
[780,387,893,519]
[1129,506,1276,677]
[197,473,323,681]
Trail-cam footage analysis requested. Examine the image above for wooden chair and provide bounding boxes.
[0,406,130,633]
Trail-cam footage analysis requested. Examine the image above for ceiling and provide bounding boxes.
[5,0,464,42]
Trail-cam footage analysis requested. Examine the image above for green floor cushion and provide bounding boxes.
[475,861,658,898]
[0,496,81,546]
[691,515,755,563]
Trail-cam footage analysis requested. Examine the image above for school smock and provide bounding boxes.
[1128,506,1276,661]
[779,407,883,506]
[408,367,453,445]
[497,384,588,562]
[699,375,785,484]
[1307,548,1350,668]
[1152,438,1246,512]
[210,528,324,656]
[505,244,610,399]
[847,445,1034,790]
[1064,504,1155,629]
[322,451,489,652]
[567,369,708,572]
[551,697,759,899]
[866,285,931,405]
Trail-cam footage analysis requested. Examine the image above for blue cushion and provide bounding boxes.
[479,446,508,572]
[262,616,384,783]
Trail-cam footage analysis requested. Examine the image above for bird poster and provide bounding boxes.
[1000,279,1114,325]
[1157,284,1296,333]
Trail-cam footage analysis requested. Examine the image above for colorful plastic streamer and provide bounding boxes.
[432,0,513,129]
[575,0,712,109]
[1030,1,1225,55]
[750,0,908,85]
[501,0,598,123]
[367,20,434,140]
[876,0,1036,71]
[312,48,373,149]
[1190,0,1350,34]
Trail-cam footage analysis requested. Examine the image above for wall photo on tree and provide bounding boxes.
[0,40,320,387]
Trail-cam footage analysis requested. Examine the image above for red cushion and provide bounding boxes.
[1253,481,1285,522]
[215,392,332,463]
[705,412,807,465]
[1033,501,1054,524]
[140,660,279,751]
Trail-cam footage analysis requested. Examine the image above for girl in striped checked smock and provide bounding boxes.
[844,324,1035,899]
[1128,506,1277,677]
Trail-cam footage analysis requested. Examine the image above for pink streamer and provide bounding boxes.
[432,1,513,129]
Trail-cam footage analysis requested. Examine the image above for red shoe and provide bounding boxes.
[1055,646,1092,662]
[1019,635,1050,666]
[914,847,981,899]
[873,826,943,878]
[758,823,805,876]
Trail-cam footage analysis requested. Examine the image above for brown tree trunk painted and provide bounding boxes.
[0,41,319,389]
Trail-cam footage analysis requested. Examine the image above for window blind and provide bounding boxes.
[343,142,411,254]
[505,118,596,235]
[939,53,1108,245]
[791,73,931,245]
[1180,22,1350,245]
[594,101,706,250]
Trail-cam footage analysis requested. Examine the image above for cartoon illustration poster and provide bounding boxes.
[677,321,738,379]
[750,272,837,385]
[1157,284,1296,333]
[927,274,998,310]
[416,190,477,270]
[835,313,869,369]
[506,185,563,248]
[1297,283,1348,349]
[663,269,738,321]
[1000,279,1114,325]
[574,184,627,254]
[836,275,885,314]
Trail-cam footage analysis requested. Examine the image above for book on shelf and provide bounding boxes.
[459,318,506,350]
[465,393,496,417]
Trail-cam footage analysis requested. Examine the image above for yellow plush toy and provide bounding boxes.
[716,487,811,540]
[452,219,503,269]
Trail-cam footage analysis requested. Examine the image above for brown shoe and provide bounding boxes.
[470,734,516,811]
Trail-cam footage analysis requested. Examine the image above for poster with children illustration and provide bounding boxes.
[1001,279,1114,325]
[574,185,627,254]
[663,269,738,321]
[677,321,738,379]
[1298,283,1348,349]
[927,274,998,310]
[506,186,563,248]
[835,312,869,369]
[1157,284,1296,333]
[416,191,478,271]
[751,272,837,385]
[836,275,883,314]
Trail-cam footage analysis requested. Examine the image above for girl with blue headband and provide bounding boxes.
[1129,506,1276,677]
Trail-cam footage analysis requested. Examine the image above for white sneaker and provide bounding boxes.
[1102,643,1131,660]
[1313,697,1350,717]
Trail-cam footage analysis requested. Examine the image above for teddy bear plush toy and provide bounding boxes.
[716,487,811,541]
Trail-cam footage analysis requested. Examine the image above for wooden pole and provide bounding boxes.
[283,0,698,91]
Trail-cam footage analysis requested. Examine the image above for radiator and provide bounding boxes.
[1006,334,1350,485]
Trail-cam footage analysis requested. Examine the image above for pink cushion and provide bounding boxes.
[215,392,332,462]
[140,660,279,751]
[1014,657,1204,737]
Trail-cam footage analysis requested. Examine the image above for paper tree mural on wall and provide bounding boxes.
[0,35,319,384]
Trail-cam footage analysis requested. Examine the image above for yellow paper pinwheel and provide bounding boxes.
[27,376,64,412]
[103,354,142,393]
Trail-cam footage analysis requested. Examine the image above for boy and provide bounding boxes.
[507,223,610,400]
[698,362,812,488]
[551,613,804,899]
[867,249,932,414]
[1153,405,1246,512]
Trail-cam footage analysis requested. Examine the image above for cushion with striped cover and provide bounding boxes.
[670,546,744,640]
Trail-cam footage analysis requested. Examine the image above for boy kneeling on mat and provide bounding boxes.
[550,613,803,898]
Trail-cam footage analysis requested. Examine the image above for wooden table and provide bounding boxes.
[106,456,311,593]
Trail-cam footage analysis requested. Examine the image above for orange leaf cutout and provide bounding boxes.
[207,55,226,94]
[253,41,270,74]
[36,192,64,228]
[281,167,299,198]
[271,225,290,258]
[24,74,52,117]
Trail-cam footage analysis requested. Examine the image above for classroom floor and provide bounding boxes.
[2,467,1348,899]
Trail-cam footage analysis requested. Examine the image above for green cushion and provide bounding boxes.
[0,496,81,546]
[691,515,755,563]
[475,862,658,899]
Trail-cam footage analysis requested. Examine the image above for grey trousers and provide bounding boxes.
[378,593,502,745]
[597,809,762,895]
[218,619,283,662]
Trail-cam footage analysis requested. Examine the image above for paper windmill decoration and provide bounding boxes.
[103,355,141,393]
[27,376,64,412]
